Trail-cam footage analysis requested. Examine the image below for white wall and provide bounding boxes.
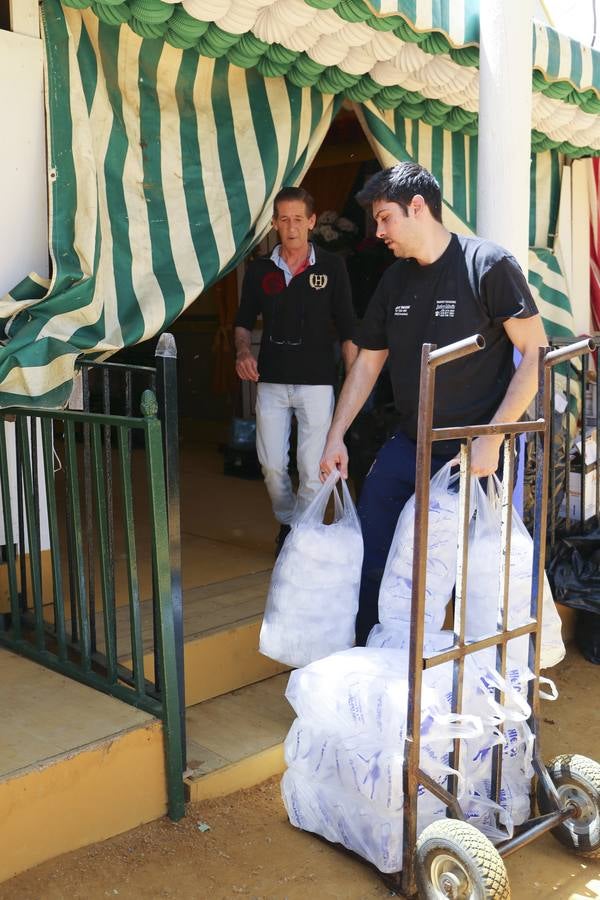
[0,27,48,297]
[9,0,40,39]
[0,19,49,550]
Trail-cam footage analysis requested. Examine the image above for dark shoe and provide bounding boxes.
[275,524,291,559]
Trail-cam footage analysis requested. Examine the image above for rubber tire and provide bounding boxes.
[537,754,600,858]
[415,819,511,899]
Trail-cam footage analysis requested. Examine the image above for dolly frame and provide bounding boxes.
[395,335,596,898]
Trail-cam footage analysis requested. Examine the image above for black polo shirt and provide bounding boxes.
[357,234,538,444]
[235,245,355,386]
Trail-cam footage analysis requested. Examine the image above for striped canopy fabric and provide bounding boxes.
[354,97,583,439]
[365,0,480,43]
[0,0,592,406]
[353,99,577,345]
[0,0,341,406]
[60,0,600,156]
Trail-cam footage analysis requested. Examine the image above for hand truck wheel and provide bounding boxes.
[415,819,511,899]
[537,754,600,857]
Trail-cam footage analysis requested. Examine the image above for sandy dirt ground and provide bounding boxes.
[2,647,600,900]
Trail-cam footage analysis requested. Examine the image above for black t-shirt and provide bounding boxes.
[235,245,355,386]
[357,233,538,447]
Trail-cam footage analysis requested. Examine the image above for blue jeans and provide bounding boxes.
[355,431,456,645]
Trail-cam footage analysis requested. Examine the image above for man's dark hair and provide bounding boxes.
[273,186,315,219]
[356,163,443,223]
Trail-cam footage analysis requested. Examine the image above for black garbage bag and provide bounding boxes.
[575,610,600,664]
[548,530,600,665]
[547,530,600,613]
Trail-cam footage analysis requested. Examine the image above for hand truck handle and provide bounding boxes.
[544,337,596,367]
[428,334,486,369]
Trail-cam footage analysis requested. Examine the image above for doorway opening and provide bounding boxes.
[114,105,390,601]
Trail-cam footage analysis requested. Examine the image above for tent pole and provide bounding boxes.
[477,0,533,270]
[478,0,534,513]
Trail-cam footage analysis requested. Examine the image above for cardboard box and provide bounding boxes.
[573,430,597,466]
[560,466,598,521]
[585,379,598,421]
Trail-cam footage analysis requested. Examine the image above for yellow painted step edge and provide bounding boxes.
[126,619,288,707]
[184,743,285,803]
[0,721,167,884]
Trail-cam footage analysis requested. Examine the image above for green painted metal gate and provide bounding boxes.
[0,380,185,820]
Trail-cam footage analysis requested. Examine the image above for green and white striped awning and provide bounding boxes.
[0,1,341,405]
[355,100,581,416]
[0,0,590,406]
[61,0,600,156]
[353,102,576,341]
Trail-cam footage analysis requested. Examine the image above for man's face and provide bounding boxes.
[372,198,419,258]
[273,200,316,252]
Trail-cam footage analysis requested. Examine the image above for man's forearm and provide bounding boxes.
[341,340,359,375]
[234,326,252,356]
[490,348,539,428]
[328,349,388,438]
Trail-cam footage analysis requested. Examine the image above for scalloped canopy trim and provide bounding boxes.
[59,0,600,156]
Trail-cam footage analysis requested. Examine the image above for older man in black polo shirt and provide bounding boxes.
[235,186,356,555]
[319,162,547,645]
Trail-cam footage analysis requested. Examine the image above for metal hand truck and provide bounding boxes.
[395,334,600,899]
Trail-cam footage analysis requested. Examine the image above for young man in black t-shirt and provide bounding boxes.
[319,163,547,645]
[235,187,356,555]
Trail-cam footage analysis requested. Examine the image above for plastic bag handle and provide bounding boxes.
[430,458,463,494]
[425,713,484,741]
[333,482,344,521]
[478,668,532,723]
[422,761,466,797]
[301,469,359,527]
[296,469,340,527]
[485,694,530,724]
[538,676,558,701]
[479,728,507,752]
[330,475,354,516]
[463,790,514,841]
[522,731,535,771]
[483,675,531,721]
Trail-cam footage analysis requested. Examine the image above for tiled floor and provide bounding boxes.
[179,418,278,564]
[0,649,153,780]
[2,422,286,783]
[98,570,272,657]
[40,418,277,621]
[185,672,292,775]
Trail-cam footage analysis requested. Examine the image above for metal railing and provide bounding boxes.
[76,334,185,769]
[0,389,185,820]
[545,335,600,554]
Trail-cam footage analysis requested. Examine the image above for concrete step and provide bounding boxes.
[184,672,293,803]
[0,648,168,884]
[174,571,287,706]
[97,570,287,707]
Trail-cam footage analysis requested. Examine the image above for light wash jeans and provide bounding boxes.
[255,382,335,525]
